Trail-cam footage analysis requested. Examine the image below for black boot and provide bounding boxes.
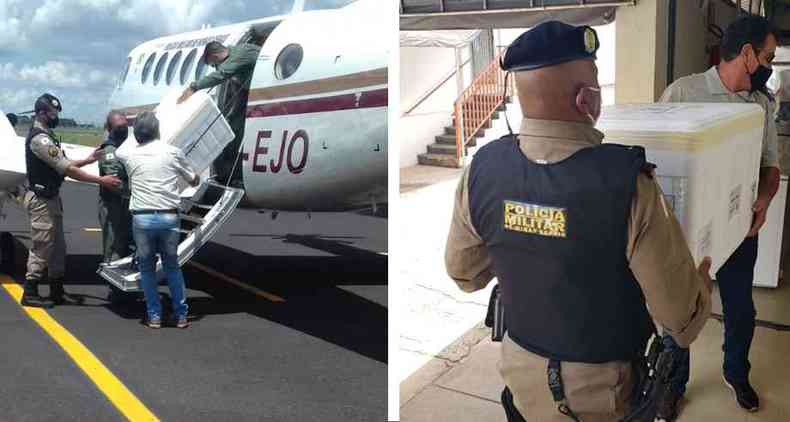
[49,279,84,306]
[20,279,54,308]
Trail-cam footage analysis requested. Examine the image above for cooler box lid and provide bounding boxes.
[596,103,764,151]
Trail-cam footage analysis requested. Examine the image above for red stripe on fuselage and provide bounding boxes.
[245,88,388,119]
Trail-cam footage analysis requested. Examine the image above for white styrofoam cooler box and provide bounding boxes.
[116,90,234,195]
[596,103,765,274]
[155,89,235,175]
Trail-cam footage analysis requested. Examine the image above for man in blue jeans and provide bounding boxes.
[117,111,200,329]
[658,15,782,418]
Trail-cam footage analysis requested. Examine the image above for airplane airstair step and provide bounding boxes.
[97,181,245,292]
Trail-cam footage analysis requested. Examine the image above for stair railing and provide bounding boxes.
[453,50,512,167]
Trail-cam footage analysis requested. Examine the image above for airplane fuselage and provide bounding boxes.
[108,0,387,212]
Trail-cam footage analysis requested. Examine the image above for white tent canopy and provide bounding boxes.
[400,30,481,48]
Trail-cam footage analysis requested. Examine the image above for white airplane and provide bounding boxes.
[1,0,388,213]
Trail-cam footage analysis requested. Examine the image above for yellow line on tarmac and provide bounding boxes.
[0,275,159,422]
[187,261,286,303]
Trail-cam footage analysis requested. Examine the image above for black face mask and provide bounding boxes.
[110,126,129,144]
[749,64,773,94]
[48,114,60,129]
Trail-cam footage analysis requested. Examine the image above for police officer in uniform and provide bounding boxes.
[445,22,713,421]
[98,111,136,304]
[177,41,261,187]
[22,94,121,308]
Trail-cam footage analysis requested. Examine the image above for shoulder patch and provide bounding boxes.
[105,152,115,161]
[48,145,60,158]
[503,200,567,238]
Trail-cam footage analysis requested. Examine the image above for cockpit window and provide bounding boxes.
[166,50,183,86]
[119,57,131,87]
[181,48,198,85]
[275,44,303,80]
[153,52,169,85]
[141,52,156,84]
[303,0,356,11]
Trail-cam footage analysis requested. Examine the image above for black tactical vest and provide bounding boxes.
[468,135,654,363]
[25,126,65,199]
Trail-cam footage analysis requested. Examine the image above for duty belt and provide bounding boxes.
[546,332,672,422]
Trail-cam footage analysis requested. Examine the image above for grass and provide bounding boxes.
[15,125,104,147]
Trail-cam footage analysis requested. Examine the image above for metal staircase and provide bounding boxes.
[417,95,511,168]
[418,49,514,168]
[97,181,244,292]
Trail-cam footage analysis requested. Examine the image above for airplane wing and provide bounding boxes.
[0,111,99,192]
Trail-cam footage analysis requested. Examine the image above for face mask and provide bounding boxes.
[48,113,60,129]
[110,126,129,144]
[750,64,773,94]
[577,86,602,125]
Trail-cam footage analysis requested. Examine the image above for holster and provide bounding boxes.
[30,184,59,199]
[485,284,505,342]
[620,334,676,422]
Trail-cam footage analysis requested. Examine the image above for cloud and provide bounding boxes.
[0,0,339,124]
[0,88,41,114]
[0,0,26,48]
[2,61,114,88]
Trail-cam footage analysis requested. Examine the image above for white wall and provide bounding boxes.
[399,43,473,168]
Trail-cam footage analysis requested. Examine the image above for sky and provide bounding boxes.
[0,0,352,125]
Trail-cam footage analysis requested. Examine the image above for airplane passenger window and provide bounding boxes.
[195,55,209,81]
[141,52,157,84]
[166,50,183,86]
[153,52,169,86]
[275,44,303,80]
[181,49,198,85]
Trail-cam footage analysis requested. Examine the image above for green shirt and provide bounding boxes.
[98,142,130,199]
[192,44,261,92]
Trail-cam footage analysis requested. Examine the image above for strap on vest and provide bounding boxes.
[547,359,581,422]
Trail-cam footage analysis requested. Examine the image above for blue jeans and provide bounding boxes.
[662,236,758,394]
[132,213,188,321]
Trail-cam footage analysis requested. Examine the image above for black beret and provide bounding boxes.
[34,93,62,113]
[501,21,599,72]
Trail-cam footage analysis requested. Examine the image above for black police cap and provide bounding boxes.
[34,93,62,113]
[501,21,600,72]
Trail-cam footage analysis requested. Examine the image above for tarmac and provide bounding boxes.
[0,182,387,421]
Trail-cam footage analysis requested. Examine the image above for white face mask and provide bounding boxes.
[577,86,602,125]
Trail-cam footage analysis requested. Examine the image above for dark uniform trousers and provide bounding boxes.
[98,196,133,262]
[663,235,759,392]
[215,76,248,184]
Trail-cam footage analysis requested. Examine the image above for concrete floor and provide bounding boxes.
[399,252,790,421]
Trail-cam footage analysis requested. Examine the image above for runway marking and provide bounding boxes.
[0,275,159,422]
[83,228,102,232]
[187,262,286,303]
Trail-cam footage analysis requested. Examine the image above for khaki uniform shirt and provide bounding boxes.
[29,120,72,177]
[661,66,780,169]
[445,119,712,420]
